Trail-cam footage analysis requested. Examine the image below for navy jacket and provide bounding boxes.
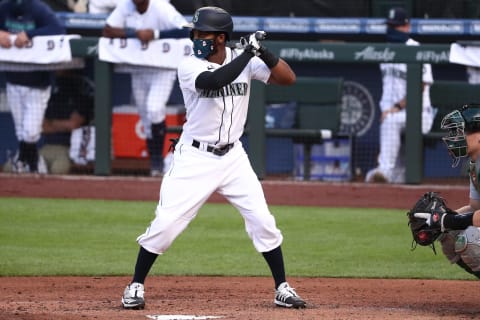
[0,0,66,87]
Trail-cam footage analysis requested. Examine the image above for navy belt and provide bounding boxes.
[192,140,234,156]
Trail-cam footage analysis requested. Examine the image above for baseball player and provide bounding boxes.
[412,103,480,278]
[0,0,65,174]
[121,6,306,310]
[365,7,435,184]
[102,0,189,176]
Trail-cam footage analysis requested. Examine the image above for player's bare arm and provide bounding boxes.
[267,59,296,85]
[42,111,86,133]
[455,199,480,225]
[102,24,140,39]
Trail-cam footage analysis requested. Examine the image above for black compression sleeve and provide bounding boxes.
[258,47,279,68]
[195,51,254,90]
[443,213,474,230]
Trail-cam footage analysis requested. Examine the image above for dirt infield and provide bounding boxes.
[1,276,479,320]
[0,174,478,320]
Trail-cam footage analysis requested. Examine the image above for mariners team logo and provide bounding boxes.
[339,81,375,136]
[193,11,200,23]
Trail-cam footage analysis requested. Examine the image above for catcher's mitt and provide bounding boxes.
[407,191,456,253]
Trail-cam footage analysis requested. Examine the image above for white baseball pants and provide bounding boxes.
[378,106,435,182]
[7,83,51,143]
[137,139,284,254]
[131,69,176,138]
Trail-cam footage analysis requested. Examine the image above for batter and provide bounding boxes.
[121,6,306,310]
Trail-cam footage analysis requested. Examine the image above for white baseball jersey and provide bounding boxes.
[136,48,284,255]
[178,47,271,145]
[379,38,433,112]
[106,0,186,31]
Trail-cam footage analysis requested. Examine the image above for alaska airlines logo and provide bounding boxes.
[339,81,375,136]
[416,50,449,63]
[355,46,395,61]
[201,83,248,98]
[279,48,334,61]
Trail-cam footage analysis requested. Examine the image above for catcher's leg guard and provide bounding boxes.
[456,259,480,279]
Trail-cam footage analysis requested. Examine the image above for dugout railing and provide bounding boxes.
[68,38,454,183]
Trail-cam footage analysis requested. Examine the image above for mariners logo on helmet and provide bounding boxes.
[193,10,200,23]
[186,6,233,41]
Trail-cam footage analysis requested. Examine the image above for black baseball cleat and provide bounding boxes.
[122,282,145,310]
[274,282,306,308]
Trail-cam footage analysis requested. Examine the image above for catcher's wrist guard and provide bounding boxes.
[443,213,474,230]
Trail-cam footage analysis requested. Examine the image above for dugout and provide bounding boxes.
[0,37,473,183]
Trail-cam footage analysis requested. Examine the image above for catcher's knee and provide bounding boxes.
[454,226,480,273]
[439,231,461,264]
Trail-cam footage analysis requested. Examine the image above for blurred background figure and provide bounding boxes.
[3,69,95,174]
[102,0,188,176]
[40,69,95,174]
[365,7,435,184]
[0,0,66,174]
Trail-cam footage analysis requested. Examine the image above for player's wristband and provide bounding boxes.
[125,28,136,38]
[393,103,403,110]
[153,29,160,40]
[258,47,279,69]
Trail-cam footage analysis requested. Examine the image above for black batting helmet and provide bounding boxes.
[186,6,233,41]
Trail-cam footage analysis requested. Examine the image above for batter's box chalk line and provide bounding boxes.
[146,315,223,320]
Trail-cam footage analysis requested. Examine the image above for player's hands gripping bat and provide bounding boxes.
[238,31,266,56]
[237,31,279,68]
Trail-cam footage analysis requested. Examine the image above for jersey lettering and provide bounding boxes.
[5,19,35,33]
[200,82,248,98]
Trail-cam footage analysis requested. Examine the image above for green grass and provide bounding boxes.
[0,197,473,280]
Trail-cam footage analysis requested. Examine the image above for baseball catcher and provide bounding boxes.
[407,104,480,278]
[408,190,480,278]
